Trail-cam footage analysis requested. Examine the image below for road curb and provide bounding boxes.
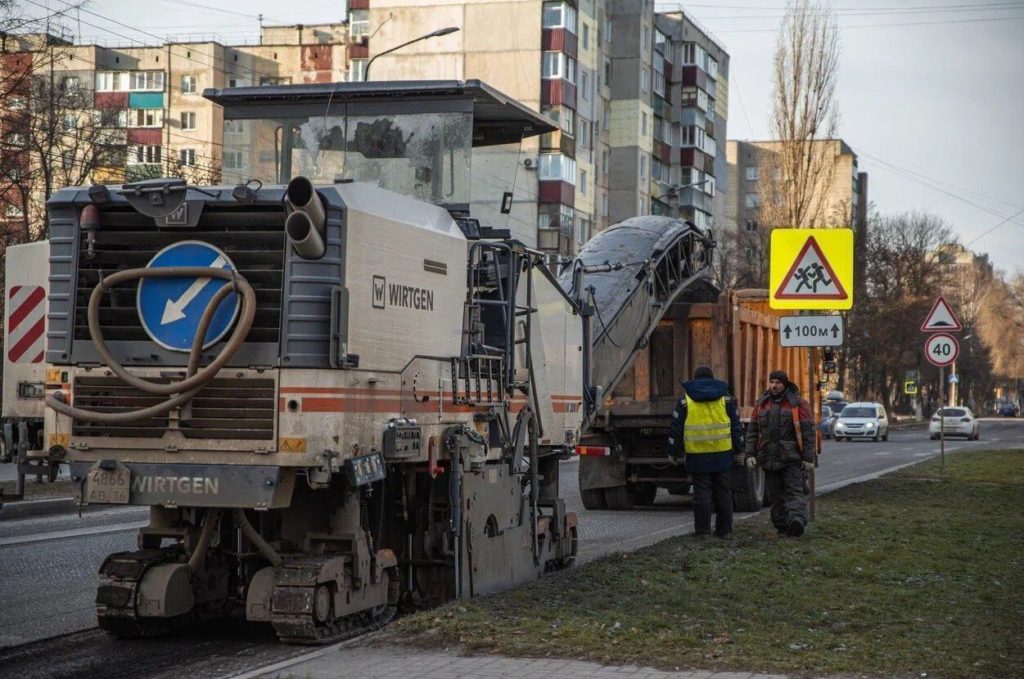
[0,497,78,520]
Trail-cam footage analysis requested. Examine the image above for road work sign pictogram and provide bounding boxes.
[137,241,239,352]
[920,296,962,332]
[769,229,853,310]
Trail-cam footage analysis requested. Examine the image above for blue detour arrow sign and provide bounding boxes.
[137,241,240,352]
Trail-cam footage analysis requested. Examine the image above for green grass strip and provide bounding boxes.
[393,449,1024,678]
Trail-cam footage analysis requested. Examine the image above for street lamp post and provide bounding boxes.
[364,27,460,81]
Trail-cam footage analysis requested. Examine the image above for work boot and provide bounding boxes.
[787,518,805,537]
[714,532,733,540]
[690,531,711,539]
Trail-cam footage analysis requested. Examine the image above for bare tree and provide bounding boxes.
[760,0,841,229]
[844,212,957,411]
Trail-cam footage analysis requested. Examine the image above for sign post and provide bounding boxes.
[925,332,959,471]
[770,229,855,523]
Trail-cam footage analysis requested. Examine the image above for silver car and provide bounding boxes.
[929,407,981,440]
[834,402,890,442]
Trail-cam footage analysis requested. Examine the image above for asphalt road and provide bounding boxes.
[0,418,1020,678]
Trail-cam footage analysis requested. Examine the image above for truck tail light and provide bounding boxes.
[575,445,611,456]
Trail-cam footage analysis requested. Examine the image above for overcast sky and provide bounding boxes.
[24,0,1024,276]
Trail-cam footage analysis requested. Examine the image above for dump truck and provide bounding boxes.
[575,283,812,511]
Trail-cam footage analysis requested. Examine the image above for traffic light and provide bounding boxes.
[822,348,837,374]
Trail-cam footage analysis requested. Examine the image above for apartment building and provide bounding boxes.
[0,22,351,226]
[724,139,868,234]
[362,0,729,257]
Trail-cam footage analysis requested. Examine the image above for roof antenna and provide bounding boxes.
[258,14,264,45]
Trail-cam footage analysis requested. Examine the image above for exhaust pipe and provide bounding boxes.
[285,176,326,259]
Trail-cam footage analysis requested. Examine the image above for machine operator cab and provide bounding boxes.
[204,79,555,244]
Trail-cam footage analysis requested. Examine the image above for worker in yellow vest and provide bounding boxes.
[667,365,743,538]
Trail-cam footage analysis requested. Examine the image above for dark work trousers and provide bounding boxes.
[691,471,733,536]
[764,464,807,533]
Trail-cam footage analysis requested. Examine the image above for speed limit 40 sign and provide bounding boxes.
[925,332,959,367]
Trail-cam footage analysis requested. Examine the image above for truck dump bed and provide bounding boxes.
[606,289,811,423]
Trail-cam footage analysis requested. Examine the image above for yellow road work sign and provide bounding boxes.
[769,228,854,310]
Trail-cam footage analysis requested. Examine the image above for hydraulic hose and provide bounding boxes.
[46,266,256,424]
[187,508,223,574]
[232,508,282,567]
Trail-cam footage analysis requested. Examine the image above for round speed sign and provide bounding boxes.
[925,332,959,367]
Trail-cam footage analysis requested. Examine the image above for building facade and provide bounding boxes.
[723,138,868,235]
[0,23,351,236]
[362,0,729,257]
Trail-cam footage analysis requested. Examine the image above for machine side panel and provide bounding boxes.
[340,184,466,372]
[3,241,50,420]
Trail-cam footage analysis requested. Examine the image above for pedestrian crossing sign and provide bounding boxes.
[769,229,854,310]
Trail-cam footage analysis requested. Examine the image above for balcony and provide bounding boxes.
[95,91,128,109]
[128,92,165,109]
[538,181,575,205]
[539,129,576,157]
[542,29,578,58]
[541,79,577,109]
[127,128,162,145]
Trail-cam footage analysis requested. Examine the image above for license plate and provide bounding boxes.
[85,465,131,504]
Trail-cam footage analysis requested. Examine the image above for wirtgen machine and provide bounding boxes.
[36,80,714,643]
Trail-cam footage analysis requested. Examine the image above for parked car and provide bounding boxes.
[930,407,981,440]
[834,402,889,442]
[998,403,1019,418]
[819,405,834,439]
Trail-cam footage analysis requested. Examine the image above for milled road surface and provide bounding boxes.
[1,419,1020,678]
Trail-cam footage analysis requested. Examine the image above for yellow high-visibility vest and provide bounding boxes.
[683,395,732,454]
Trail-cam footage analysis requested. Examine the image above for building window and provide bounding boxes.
[582,23,589,49]
[578,121,589,148]
[642,26,649,50]
[605,18,612,43]
[129,145,162,164]
[538,153,577,184]
[580,169,587,195]
[348,9,369,37]
[653,57,665,97]
[681,125,705,148]
[641,112,647,135]
[542,52,577,83]
[651,158,664,182]
[745,166,759,181]
[224,119,245,136]
[223,150,244,170]
[259,150,275,163]
[602,107,610,130]
[640,68,649,93]
[62,76,80,92]
[744,192,760,208]
[133,109,163,127]
[639,155,646,179]
[259,76,292,86]
[228,77,248,88]
[655,30,667,54]
[542,2,577,33]
[180,111,197,131]
[745,219,759,232]
[577,217,591,243]
[181,75,197,94]
[129,71,165,91]
[4,204,25,218]
[581,71,589,100]
[179,149,196,166]
[601,193,609,217]
[603,58,611,86]
[347,59,367,82]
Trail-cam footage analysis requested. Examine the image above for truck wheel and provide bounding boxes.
[581,488,607,510]
[732,465,765,512]
[604,485,635,511]
[633,484,657,506]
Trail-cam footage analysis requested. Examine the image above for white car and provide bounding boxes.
[929,407,981,440]
[834,402,889,442]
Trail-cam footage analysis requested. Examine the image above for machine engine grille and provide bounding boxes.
[72,376,276,441]
[74,206,285,345]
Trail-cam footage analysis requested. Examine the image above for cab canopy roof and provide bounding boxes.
[203,79,556,147]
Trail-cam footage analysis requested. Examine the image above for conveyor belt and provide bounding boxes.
[559,216,716,408]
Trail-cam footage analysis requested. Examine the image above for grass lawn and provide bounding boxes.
[391,449,1024,678]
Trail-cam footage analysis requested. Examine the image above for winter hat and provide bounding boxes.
[693,365,714,380]
[769,370,789,383]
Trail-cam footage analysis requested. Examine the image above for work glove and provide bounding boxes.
[801,461,815,473]
[744,456,757,470]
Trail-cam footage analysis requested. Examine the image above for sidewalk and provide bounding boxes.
[237,643,789,679]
